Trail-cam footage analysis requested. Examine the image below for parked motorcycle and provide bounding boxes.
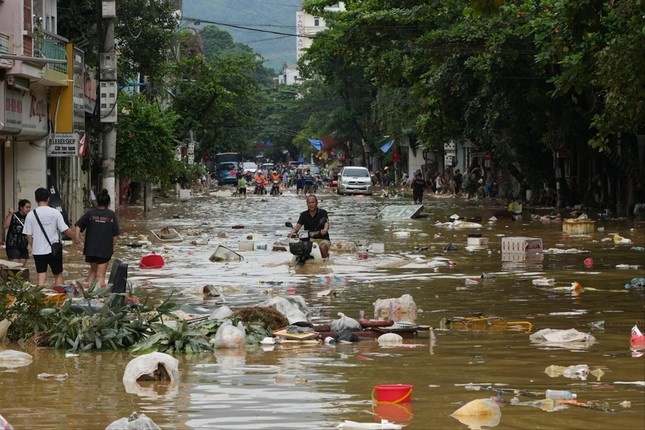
[285,222,323,265]
[254,182,266,195]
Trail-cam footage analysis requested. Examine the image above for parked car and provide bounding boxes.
[216,162,239,185]
[241,162,259,175]
[337,166,373,195]
[261,162,275,173]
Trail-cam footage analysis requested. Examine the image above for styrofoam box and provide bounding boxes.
[501,237,543,261]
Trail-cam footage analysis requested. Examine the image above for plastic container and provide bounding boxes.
[563,219,596,235]
[254,242,268,251]
[139,253,165,269]
[373,402,413,422]
[372,384,413,403]
[545,389,576,400]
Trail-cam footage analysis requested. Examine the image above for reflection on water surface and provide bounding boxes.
[1,190,643,429]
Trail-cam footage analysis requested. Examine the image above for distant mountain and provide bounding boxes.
[183,0,302,73]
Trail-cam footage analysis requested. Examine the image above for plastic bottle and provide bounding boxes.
[545,389,576,400]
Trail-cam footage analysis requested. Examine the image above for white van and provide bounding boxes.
[337,166,372,195]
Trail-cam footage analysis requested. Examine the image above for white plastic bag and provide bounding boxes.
[122,352,180,396]
[0,349,33,368]
[212,320,246,348]
[106,412,161,430]
[377,333,403,346]
[330,312,361,333]
[262,296,310,325]
[209,305,233,321]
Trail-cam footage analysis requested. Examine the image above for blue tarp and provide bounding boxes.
[380,140,394,153]
[308,139,323,151]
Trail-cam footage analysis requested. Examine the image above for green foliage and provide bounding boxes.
[130,320,213,355]
[171,161,207,189]
[57,0,177,83]
[0,274,59,343]
[116,93,178,183]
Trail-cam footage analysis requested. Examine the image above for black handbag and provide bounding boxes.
[33,209,63,259]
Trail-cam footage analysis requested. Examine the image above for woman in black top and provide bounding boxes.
[3,199,31,265]
[75,190,120,287]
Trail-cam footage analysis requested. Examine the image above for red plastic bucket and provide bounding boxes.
[372,384,413,403]
[139,253,165,269]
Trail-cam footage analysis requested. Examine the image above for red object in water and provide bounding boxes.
[584,258,594,268]
[139,252,165,269]
[232,225,244,229]
[630,325,645,350]
[373,384,413,403]
[358,253,368,260]
[286,287,297,294]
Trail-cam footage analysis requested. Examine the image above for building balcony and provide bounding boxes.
[33,30,69,86]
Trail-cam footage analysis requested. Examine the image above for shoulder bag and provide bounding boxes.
[33,209,63,259]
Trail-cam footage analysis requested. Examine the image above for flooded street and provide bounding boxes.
[2,189,644,429]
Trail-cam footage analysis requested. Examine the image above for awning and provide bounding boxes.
[308,138,322,151]
[380,140,394,153]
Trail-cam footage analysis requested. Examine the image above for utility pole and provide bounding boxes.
[99,0,118,210]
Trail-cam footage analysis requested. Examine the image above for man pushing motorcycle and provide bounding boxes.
[288,194,330,259]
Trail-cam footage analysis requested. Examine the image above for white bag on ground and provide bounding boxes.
[212,320,246,348]
[373,294,418,323]
[377,333,403,346]
[106,412,160,430]
[209,305,233,321]
[331,312,361,333]
[530,328,596,349]
[262,296,310,325]
[0,349,33,368]
[122,352,179,389]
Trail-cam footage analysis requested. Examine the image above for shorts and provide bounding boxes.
[6,248,29,260]
[312,238,331,249]
[85,255,112,264]
[239,187,246,195]
[33,253,63,275]
[413,192,423,202]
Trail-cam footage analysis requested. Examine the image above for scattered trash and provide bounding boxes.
[212,320,246,348]
[631,246,645,252]
[209,305,233,321]
[435,220,483,229]
[588,321,605,330]
[530,328,596,349]
[150,227,183,242]
[275,373,308,385]
[139,252,165,269]
[336,419,402,429]
[122,352,180,396]
[584,257,594,268]
[106,412,161,430]
[630,325,645,350]
[232,225,244,229]
[217,231,229,238]
[544,248,589,254]
[544,364,589,380]
[450,398,501,429]
[545,389,576,400]
[254,242,268,251]
[0,414,13,430]
[501,237,543,262]
[37,373,68,381]
[393,231,410,239]
[440,315,532,331]
[563,216,596,235]
[376,205,424,220]
[619,401,631,408]
[467,234,489,247]
[616,264,641,270]
[613,234,632,244]
[443,243,457,252]
[377,333,403,346]
[209,245,244,262]
[532,277,555,286]
[373,294,418,323]
[368,243,385,253]
[262,295,311,326]
[331,241,358,253]
[331,313,362,333]
[625,278,645,289]
[317,275,347,286]
[590,368,605,380]
[0,349,33,368]
[373,384,413,403]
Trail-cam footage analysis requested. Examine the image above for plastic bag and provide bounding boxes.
[106,412,160,430]
[377,333,403,346]
[212,320,246,348]
[122,352,179,388]
[373,294,418,323]
[262,296,310,326]
[331,312,361,333]
[0,349,33,368]
[209,305,233,321]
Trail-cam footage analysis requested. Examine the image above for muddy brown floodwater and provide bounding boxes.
[1,189,644,429]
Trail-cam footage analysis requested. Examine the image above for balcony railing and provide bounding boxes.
[33,30,68,74]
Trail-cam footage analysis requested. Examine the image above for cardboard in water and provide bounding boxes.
[501,237,543,261]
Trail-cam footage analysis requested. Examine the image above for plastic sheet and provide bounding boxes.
[212,320,246,348]
[373,294,418,323]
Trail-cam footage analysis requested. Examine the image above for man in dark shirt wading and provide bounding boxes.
[289,194,331,259]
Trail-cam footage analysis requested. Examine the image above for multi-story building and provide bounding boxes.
[0,0,87,224]
[292,2,345,83]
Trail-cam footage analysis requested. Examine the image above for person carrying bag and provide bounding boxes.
[23,188,80,286]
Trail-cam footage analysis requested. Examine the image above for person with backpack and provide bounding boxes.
[3,199,31,265]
